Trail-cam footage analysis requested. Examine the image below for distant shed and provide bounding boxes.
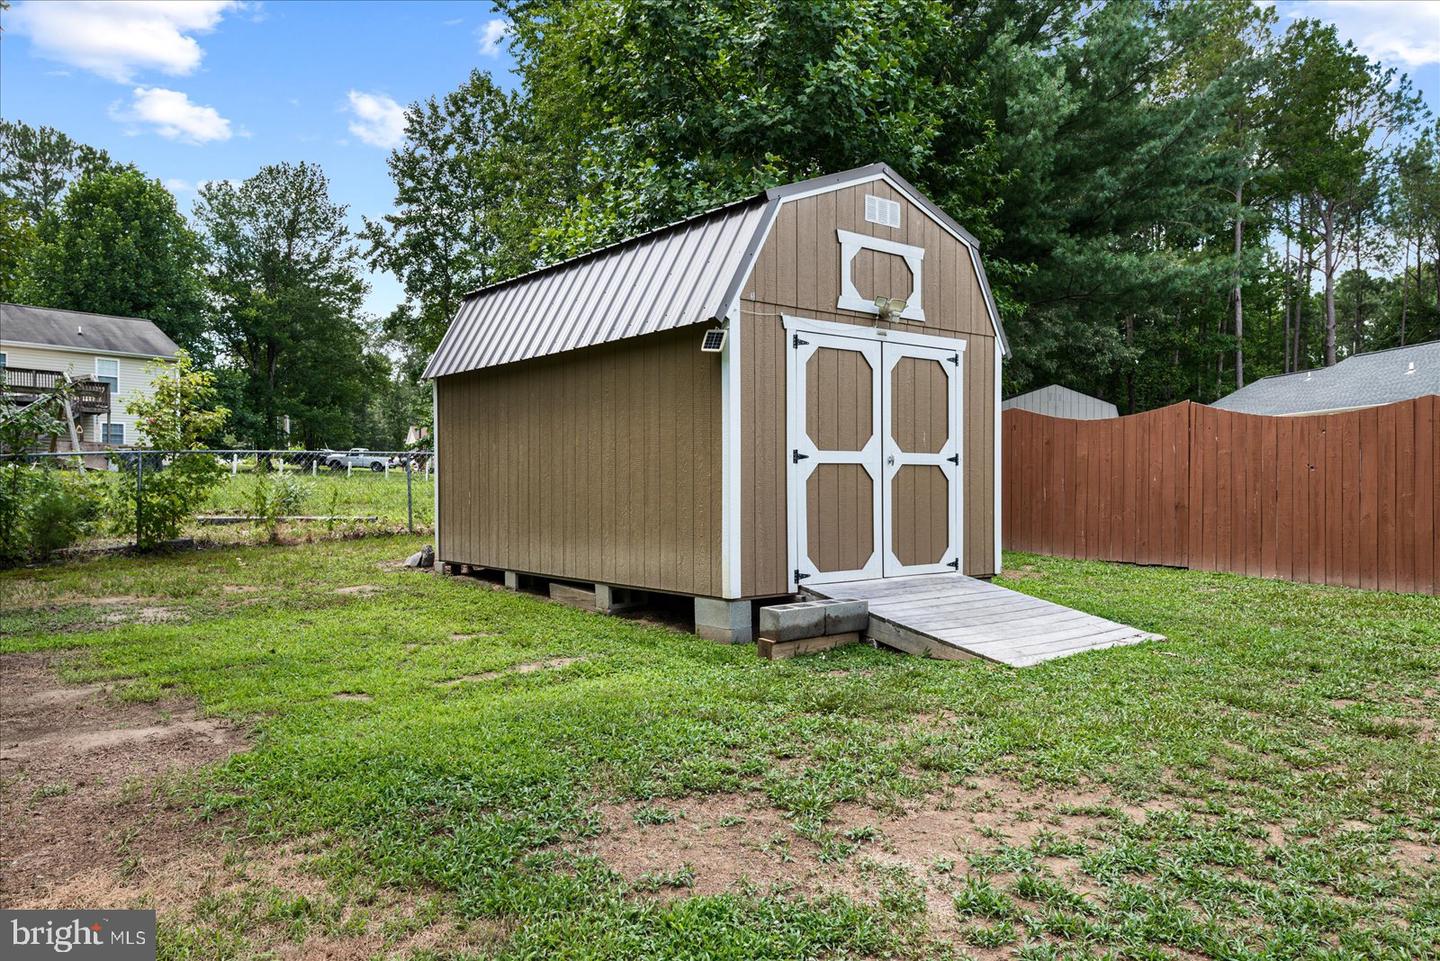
[425,164,1010,641]
[1003,385,1117,420]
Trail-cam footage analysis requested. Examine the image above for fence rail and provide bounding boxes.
[1002,397,1439,595]
[5,449,436,550]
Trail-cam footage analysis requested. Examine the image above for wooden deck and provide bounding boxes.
[803,573,1162,667]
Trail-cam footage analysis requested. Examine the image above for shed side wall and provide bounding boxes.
[436,327,723,596]
[739,181,999,596]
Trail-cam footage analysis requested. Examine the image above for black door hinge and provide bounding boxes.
[794,569,810,582]
[947,453,959,464]
[947,558,960,569]
[792,449,809,463]
[793,334,809,348]
[948,354,960,365]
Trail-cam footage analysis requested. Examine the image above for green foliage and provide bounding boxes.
[246,472,314,543]
[0,119,114,222]
[115,352,229,549]
[18,167,209,356]
[0,465,106,565]
[196,162,384,449]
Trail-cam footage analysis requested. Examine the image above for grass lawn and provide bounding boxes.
[1,538,1436,960]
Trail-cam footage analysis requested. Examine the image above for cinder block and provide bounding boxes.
[758,601,827,642]
[503,570,521,590]
[824,600,869,635]
[695,597,753,644]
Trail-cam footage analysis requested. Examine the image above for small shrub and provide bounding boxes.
[0,464,107,565]
[247,472,313,543]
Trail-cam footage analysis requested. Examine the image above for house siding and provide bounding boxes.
[0,342,171,445]
[435,326,724,597]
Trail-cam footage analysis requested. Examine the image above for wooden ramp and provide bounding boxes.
[804,574,1162,667]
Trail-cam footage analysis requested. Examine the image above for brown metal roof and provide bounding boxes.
[424,164,1009,379]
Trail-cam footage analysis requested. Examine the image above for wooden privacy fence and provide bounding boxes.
[1002,396,1440,595]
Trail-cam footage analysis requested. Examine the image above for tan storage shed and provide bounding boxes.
[425,164,1009,642]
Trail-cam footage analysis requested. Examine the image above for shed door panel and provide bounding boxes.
[787,329,963,588]
[882,345,962,575]
[789,336,883,583]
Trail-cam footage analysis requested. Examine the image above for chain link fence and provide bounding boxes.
[3,449,436,556]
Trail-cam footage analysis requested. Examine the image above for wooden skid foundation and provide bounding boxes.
[757,631,860,660]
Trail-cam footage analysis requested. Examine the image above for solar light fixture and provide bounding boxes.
[700,327,727,352]
[874,296,907,323]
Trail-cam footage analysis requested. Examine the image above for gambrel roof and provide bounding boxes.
[424,164,1009,379]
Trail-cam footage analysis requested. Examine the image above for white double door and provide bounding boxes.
[788,327,963,587]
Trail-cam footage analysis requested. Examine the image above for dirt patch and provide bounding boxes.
[336,585,382,597]
[101,606,182,625]
[333,692,373,702]
[1,654,511,956]
[0,651,249,906]
[222,584,260,594]
[439,657,584,686]
[999,566,1047,581]
[576,777,1168,904]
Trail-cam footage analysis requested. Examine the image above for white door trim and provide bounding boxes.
[782,315,968,593]
[881,341,963,576]
[787,331,885,586]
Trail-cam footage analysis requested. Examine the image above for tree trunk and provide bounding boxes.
[1322,203,1337,367]
[1353,236,1363,355]
[1125,315,1135,414]
[1399,236,1409,347]
[1232,185,1244,388]
[1297,251,1311,371]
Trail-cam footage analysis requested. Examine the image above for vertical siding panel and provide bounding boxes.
[1395,400,1417,594]
[1377,403,1398,592]
[1340,412,1360,588]
[1415,397,1436,595]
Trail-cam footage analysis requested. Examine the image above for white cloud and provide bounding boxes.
[345,90,407,149]
[1285,1,1440,68]
[163,177,194,192]
[477,18,510,56]
[110,87,233,143]
[9,0,238,83]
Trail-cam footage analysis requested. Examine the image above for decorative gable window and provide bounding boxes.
[836,229,926,322]
[864,194,901,228]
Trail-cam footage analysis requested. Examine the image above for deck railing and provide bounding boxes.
[0,366,111,414]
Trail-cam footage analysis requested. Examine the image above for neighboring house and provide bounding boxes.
[0,302,179,448]
[1212,340,1440,416]
[1003,384,1118,420]
[427,163,1009,641]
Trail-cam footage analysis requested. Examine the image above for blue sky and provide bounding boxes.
[2,1,1437,321]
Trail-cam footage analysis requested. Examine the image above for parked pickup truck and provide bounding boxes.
[323,448,389,472]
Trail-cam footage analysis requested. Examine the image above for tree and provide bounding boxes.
[0,196,35,301]
[21,168,209,354]
[0,120,113,223]
[195,162,380,449]
[362,71,539,372]
[1265,20,1420,366]
[1391,127,1440,344]
[118,351,229,549]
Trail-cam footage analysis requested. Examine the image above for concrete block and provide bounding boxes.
[503,570,521,590]
[758,601,827,642]
[694,597,753,644]
[824,599,869,635]
[595,584,643,614]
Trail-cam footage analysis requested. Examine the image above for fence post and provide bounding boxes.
[406,456,413,533]
[135,452,144,551]
[311,457,316,476]
[231,453,238,476]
